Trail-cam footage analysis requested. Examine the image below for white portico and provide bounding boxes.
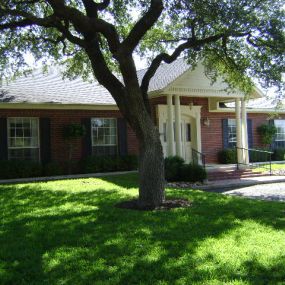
[158,97,202,163]
[146,61,263,165]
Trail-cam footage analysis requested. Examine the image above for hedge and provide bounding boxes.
[0,155,138,179]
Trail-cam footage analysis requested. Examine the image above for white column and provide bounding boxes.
[195,111,202,164]
[196,111,202,153]
[167,94,175,156]
[235,98,243,166]
[175,94,182,157]
[241,99,249,164]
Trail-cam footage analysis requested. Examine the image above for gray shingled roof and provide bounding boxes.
[0,58,189,105]
[0,68,115,105]
[137,58,189,92]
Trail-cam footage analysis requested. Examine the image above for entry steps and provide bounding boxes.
[207,168,269,181]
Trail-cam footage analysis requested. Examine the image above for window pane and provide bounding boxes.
[163,123,167,142]
[7,118,39,161]
[186,124,191,142]
[228,119,237,146]
[91,118,118,155]
[9,148,39,161]
[275,120,285,141]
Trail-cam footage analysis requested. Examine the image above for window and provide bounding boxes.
[186,123,191,142]
[91,118,117,156]
[163,123,167,142]
[228,119,237,147]
[275,120,285,141]
[7,117,40,161]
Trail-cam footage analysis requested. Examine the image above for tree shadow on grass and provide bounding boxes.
[0,180,285,284]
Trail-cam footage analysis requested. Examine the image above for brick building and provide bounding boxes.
[0,59,284,165]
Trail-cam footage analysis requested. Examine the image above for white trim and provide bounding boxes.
[211,107,285,114]
[0,103,118,110]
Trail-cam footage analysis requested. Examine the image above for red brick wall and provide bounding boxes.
[0,109,139,162]
[1,101,284,164]
[150,96,285,163]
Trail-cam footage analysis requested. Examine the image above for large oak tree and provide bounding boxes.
[0,0,284,208]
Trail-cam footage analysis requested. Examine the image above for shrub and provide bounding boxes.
[164,156,185,182]
[117,155,138,171]
[81,155,138,173]
[43,161,64,176]
[0,160,42,179]
[273,148,285,161]
[218,149,237,164]
[180,163,207,182]
[257,124,277,145]
[249,148,271,162]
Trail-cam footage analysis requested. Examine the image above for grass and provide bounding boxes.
[1,173,285,285]
[254,163,285,173]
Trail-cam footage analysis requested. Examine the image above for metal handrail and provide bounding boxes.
[192,148,206,170]
[236,147,273,175]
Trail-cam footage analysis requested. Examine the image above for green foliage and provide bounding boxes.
[1,174,285,284]
[81,155,138,173]
[273,148,285,161]
[0,0,284,97]
[43,161,64,176]
[180,163,207,182]
[257,124,277,145]
[164,156,185,182]
[63,123,86,140]
[218,149,237,164]
[249,148,272,163]
[0,160,42,179]
[164,156,206,182]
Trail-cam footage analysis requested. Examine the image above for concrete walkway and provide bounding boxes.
[198,175,285,192]
[224,183,285,202]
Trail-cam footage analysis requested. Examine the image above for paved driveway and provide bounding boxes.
[224,183,285,201]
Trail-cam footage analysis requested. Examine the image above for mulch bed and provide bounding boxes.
[116,198,192,211]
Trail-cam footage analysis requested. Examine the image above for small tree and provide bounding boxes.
[257,124,277,146]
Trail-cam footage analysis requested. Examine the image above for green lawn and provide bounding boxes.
[1,173,285,285]
[254,163,285,173]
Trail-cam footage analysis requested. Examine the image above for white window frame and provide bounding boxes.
[91,117,118,148]
[275,120,285,141]
[7,117,40,161]
[228,119,237,144]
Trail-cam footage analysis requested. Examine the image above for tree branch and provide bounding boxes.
[141,34,223,93]
[84,37,126,112]
[0,18,34,29]
[0,6,89,46]
[141,31,252,93]
[119,0,163,56]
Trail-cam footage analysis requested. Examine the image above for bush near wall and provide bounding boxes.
[0,160,43,179]
[218,149,237,164]
[0,155,138,179]
[164,156,207,182]
[249,148,272,162]
[273,148,285,161]
[81,155,138,174]
[218,148,281,164]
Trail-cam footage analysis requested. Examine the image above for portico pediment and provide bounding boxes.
[160,63,260,99]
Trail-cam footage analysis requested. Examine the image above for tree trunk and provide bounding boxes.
[138,126,165,207]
